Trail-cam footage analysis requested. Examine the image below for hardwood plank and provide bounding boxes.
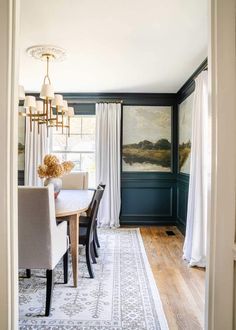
[140,226,205,330]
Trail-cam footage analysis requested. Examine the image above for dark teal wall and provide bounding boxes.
[120,94,178,226]
[121,172,177,225]
[55,93,178,226]
[175,59,207,234]
[176,174,189,234]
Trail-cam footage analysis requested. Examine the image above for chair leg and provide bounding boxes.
[85,243,94,278]
[90,241,97,264]
[26,269,31,278]
[45,269,54,316]
[94,226,100,248]
[93,239,99,258]
[63,250,69,284]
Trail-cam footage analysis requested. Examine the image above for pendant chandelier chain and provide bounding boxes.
[43,55,52,84]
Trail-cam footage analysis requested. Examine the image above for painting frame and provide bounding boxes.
[178,93,193,174]
[122,105,172,173]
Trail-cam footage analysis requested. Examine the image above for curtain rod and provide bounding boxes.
[70,99,123,104]
[97,100,123,104]
[193,62,208,80]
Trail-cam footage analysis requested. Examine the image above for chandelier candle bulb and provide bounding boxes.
[36,100,44,113]
[24,96,36,132]
[68,107,74,117]
[51,94,64,129]
[24,95,36,108]
[62,100,68,111]
[52,94,64,107]
[40,83,54,100]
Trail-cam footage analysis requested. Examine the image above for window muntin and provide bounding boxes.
[51,115,96,188]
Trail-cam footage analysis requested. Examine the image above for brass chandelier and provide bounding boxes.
[19,45,74,136]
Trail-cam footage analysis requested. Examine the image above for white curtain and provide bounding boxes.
[95,103,121,227]
[24,118,49,186]
[183,70,208,267]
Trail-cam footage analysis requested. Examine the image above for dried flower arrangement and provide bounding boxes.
[38,154,74,179]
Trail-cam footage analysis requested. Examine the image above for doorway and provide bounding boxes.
[1,0,236,329]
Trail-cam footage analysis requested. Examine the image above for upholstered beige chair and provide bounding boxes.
[61,171,88,190]
[18,185,69,316]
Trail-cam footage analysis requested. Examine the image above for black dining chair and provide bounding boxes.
[79,186,104,278]
[94,184,105,249]
[80,184,105,260]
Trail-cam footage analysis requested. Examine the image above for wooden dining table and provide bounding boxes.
[55,189,94,287]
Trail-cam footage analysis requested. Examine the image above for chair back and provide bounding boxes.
[61,172,88,190]
[83,187,104,242]
[86,199,100,244]
[98,184,106,199]
[18,185,59,269]
[87,185,105,217]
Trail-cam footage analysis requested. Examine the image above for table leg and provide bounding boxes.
[69,214,79,287]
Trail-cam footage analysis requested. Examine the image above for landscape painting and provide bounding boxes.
[18,112,25,171]
[178,93,193,174]
[122,106,172,172]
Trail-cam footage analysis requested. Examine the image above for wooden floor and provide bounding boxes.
[140,226,205,330]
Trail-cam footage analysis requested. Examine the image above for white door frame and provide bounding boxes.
[1,0,236,329]
[206,0,236,329]
[0,0,20,329]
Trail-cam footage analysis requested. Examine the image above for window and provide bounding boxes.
[50,115,96,188]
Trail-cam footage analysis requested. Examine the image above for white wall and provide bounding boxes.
[206,0,236,328]
[0,0,19,329]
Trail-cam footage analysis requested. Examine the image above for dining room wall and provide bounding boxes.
[60,93,178,226]
[18,59,207,231]
[176,59,207,234]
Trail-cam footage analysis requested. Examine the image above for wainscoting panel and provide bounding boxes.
[120,173,177,225]
[122,187,173,216]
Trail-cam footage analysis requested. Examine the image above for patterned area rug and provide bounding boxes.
[19,228,169,329]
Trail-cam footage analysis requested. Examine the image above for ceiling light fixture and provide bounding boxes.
[19,45,74,136]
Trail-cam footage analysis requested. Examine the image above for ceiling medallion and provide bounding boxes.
[26,45,67,62]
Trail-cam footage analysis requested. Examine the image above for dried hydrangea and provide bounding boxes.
[43,154,59,167]
[37,154,74,179]
[37,164,47,179]
[62,161,75,174]
[46,163,64,178]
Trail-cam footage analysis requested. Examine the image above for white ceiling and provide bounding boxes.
[19,0,207,93]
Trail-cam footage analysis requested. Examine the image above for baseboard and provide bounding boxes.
[120,216,177,226]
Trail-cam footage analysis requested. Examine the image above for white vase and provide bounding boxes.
[44,177,62,198]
